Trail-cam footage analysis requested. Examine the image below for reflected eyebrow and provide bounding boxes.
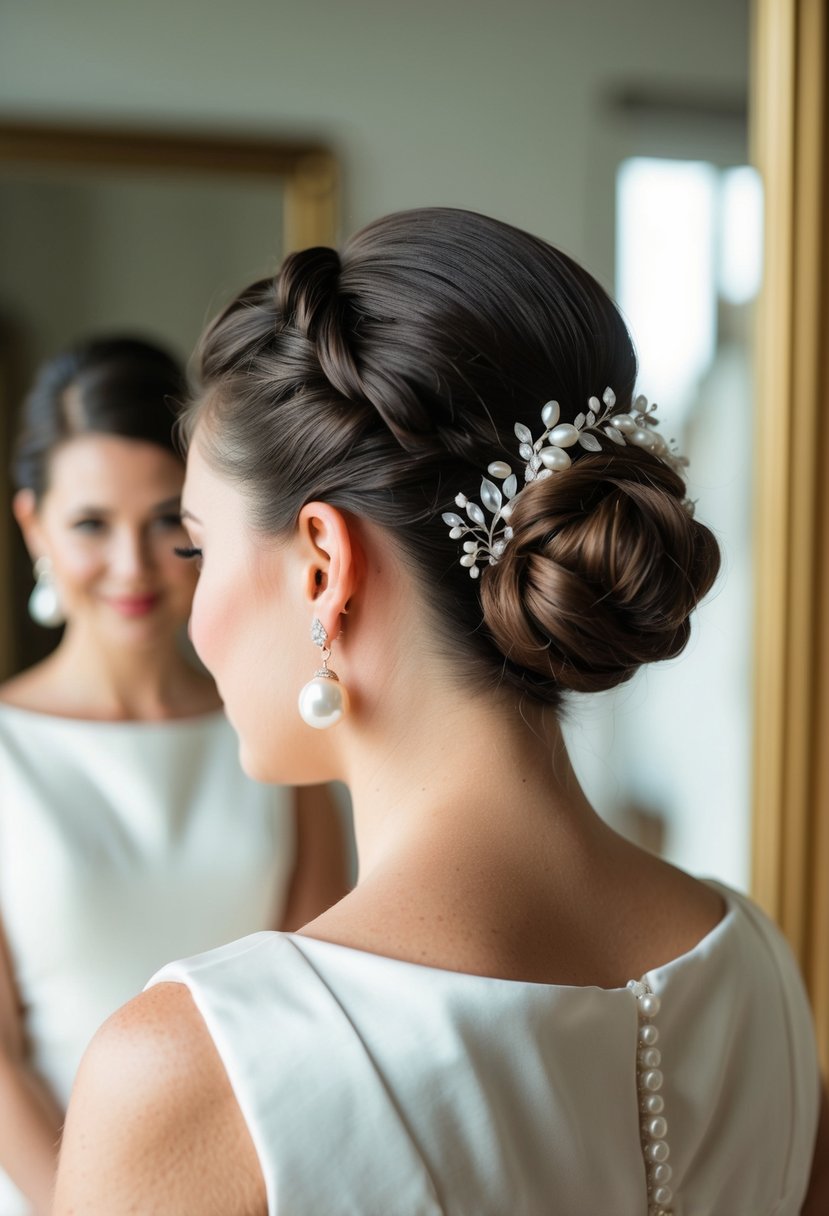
[153,496,183,514]
[70,504,111,517]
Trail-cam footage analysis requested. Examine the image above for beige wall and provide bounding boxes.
[0,170,285,362]
[0,0,748,283]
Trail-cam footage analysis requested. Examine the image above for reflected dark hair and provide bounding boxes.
[185,207,720,708]
[13,335,187,497]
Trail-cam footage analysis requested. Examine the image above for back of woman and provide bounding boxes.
[151,884,816,1215]
[54,209,823,1216]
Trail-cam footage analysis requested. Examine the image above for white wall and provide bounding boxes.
[0,0,748,279]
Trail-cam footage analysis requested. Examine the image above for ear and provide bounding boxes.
[12,489,45,561]
[296,502,363,639]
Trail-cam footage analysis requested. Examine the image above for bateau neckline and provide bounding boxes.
[287,880,739,994]
[0,700,226,729]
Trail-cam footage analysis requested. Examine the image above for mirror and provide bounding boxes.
[0,122,337,674]
[0,0,756,899]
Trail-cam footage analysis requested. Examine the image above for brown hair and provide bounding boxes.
[13,335,186,498]
[186,207,720,709]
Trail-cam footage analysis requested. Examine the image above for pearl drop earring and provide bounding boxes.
[28,556,65,628]
[297,618,350,729]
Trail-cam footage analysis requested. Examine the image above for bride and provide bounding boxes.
[54,209,827,1215]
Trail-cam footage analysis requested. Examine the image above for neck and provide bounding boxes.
[337,676,598,883]
[42,623,209,720]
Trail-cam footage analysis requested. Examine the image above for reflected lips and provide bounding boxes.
[107,594,159,617]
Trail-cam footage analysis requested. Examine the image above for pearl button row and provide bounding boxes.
[627,980,674,1215]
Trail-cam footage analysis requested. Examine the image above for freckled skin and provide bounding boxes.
[55,985,266,1216]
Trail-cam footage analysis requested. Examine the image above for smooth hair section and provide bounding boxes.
[13,335,187,498]
[186,207,720,709]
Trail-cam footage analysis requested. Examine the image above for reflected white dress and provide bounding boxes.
[149,883,819,1216]
[0,704,296,1215]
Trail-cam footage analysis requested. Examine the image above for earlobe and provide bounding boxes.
[12,489,42,559]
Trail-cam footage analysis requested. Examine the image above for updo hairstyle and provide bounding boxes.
[13,335,187,498]
[186,208,720,709]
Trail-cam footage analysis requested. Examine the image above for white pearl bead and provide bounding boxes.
[298,677,349,729]
[639,1024,659,1046]
[612,413,636,432]
[642,1069,663,1092]
[548,423,580,448]
[641,1047,662,1069]
[647,1116,668,1139]
[639,993,661,1018]
[487,460,512,479]
[653,1184,673,1206]
[541,400,560,427]
[644,1094,664,1114]
[647,1139,670,1163]
[653,1163,672,1184]
[540,446,571,470]
[631,427,655,448]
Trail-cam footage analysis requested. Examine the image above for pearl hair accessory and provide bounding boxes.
[297,617,350,729]
[28,556,65,628]
[441,388,688,579]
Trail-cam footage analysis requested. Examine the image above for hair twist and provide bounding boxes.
[480,450,720,694]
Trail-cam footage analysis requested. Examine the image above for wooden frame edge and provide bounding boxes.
[751,0,829,1063]
[0,119,340,252]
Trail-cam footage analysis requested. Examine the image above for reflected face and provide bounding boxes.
[29,435,197,647]
[181,437,310,782]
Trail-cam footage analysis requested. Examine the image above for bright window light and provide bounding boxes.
[616,158,718,423]
[718,166,763,305]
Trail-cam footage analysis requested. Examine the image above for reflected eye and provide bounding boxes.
[72,518,106,533]
[174,546,203,570]
[154,514,185,530]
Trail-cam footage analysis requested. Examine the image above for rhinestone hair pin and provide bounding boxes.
[441,388,687,579]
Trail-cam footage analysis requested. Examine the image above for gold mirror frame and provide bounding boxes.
[0,120,338,677]
[751,0,829,1063]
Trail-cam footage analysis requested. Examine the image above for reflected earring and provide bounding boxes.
[28,557,65,628]
[298,618,350,729]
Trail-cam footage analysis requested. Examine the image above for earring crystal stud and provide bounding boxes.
[298,618,350,729]
[28,556,65,628]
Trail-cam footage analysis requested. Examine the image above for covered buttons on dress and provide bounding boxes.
[627,980,674,1216]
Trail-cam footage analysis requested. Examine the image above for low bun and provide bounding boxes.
[480,450,721,696]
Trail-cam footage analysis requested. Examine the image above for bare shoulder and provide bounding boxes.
[54,983,266,1216]
[0,662,54,711]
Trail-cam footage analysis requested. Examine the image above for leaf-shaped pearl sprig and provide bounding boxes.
[442,388,687,578]
[441,469,518,580]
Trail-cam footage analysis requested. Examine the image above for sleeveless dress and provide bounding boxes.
[148,883,819,1216]
[0,704,296,1215]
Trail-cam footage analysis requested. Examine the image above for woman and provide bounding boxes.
[0,336,349,1215]
[56,213,826,1214]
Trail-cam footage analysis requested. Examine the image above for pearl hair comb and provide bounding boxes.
[441,388,687,579]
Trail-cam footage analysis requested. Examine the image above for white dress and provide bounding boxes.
[0,704,296,1215]
[148,883,819,1216]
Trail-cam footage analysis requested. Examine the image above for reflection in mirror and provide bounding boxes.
[0,128,336,677]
